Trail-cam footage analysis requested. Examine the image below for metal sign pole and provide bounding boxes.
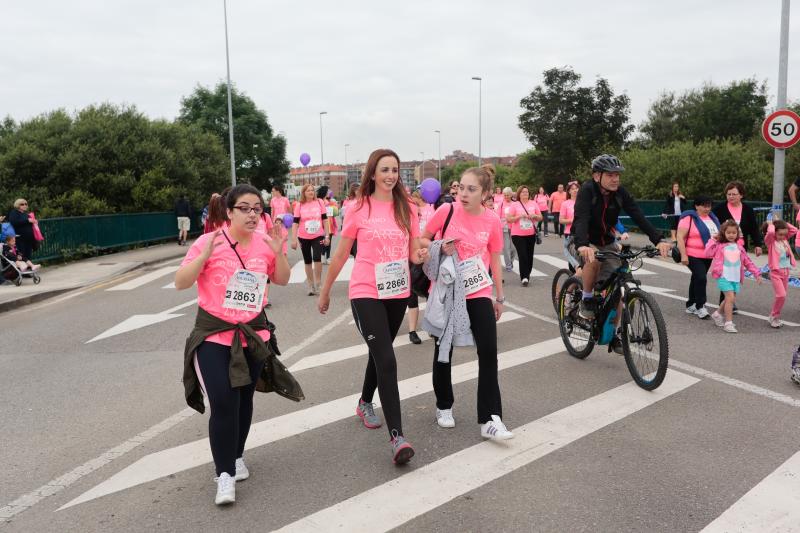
[223,0,236,187]
[772,0,791,219]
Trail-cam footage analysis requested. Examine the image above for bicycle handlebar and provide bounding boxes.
[595,246,659,261]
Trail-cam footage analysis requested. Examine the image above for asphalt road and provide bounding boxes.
[1,235,799,532]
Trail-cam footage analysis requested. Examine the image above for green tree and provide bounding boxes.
[178,82,289,190]
[621,140,772,201]
[518,67,633,188]
[638,79,768,145]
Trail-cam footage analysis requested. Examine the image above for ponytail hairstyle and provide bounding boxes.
[357,148,412,235]
[205,188,230,232]
[717,219,740,243]
[462,163,496,201]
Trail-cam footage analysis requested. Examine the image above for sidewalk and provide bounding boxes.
[0,241,190,313]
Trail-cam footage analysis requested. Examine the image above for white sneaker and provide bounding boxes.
[711,311,725,327]
[685,304,698,315]
[214,472,235,505]
[436,408,455,428]
[234,457,249,481]
[769,316,782,329]
[696,307,710,319]
[723,322,738,333]
[522,278,529,287]
[480,415,514,440]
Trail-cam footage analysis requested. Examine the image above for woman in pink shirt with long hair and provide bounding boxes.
[318,148,426,465]
[506,185,542,286]
[291,184,332,295]
[421,164,512,439]
[533,186,550,237]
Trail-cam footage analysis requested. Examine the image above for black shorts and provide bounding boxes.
[299,237,324,264]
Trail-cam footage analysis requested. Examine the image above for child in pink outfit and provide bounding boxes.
[705,220,762,333]
[763,220,798,328]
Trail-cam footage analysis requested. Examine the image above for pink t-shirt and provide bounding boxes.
[418,203,435,232]
[551,191,567,212]
[255,214,274,234]
[509,200,541,237]
[294,199,327,239]
[498,199,513,229]
[425,202,503,300]
[270,196,291,218]
[342,198,419,300]
[560,199,576,235]
[795,210,800,248]
[678,215,717,258]
[534,194,550,212]
[493,193,504,207]
[182,230,276,346]
[726,203,745,246]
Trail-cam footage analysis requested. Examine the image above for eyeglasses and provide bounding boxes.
[232,205,263,215]
[19,203,28,206]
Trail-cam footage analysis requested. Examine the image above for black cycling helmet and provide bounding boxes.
[591,154,625,173]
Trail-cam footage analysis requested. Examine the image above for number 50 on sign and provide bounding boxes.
[762,109,800,149]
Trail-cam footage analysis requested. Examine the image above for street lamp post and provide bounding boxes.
[471,76,482,166]
[344,143,350,188]
[319,111,328,165]
[772,0,791,220]
[420,151,425,184]
[223,0,236,186]
[434,130,441,183]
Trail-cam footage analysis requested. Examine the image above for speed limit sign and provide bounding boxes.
[762,109,800,149]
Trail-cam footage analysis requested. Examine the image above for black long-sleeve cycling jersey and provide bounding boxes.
[572,179,663,249]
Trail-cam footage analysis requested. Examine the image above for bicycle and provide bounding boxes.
[551,264,575,313]
[556,245,669,390]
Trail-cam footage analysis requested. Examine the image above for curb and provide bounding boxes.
[0,249,187,314]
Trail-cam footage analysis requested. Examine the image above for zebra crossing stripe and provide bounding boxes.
[59,338,565,510]
[295,311,523,373]
[273,371,699,533]
[106,266,179,291]
[700,450,800,532]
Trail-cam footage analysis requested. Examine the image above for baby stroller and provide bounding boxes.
[1,243,41,285]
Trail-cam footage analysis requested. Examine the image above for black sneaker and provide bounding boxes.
[609,335,624,355]
[409,331,422,344]
[578,298,596,320]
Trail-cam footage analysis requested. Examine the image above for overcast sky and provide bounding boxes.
[2,1,798,168]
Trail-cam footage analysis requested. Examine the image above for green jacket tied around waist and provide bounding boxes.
[182,307,304,413]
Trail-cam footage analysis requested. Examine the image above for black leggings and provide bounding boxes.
[511,234,536,281]
[299,236,323,264]
[433,297,502,424]
[195,341,263,477]
[351,298,408,437]
[686,256,712,309]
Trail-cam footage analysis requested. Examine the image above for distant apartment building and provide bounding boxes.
[289,164,348,196]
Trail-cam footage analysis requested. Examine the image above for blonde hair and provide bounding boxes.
[462,164,496,199]
[13,199,27,208]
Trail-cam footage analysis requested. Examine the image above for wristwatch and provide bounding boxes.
[495,296,505,304]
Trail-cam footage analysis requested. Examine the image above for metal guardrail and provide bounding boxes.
[617,200,791,232]
[32,211,202,261]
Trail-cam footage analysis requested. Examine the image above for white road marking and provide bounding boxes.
[510,260,547,277]
[274,371,700,533]
[348,302,427,325]
[639,284,800,327]
[295,311,523,373]
[161,282,175,289]
[279,307,352,364]
[289,257,354,284]
[0,407,197,521]
[60,337,566,510]
[643,257,690,273]
[86,299,198,343]
[701,450,800,532]
[535,253,654,275]
[106,266,178,291]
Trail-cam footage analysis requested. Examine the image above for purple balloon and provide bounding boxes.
[327,190,334,199]
[419,178,441,204]
[300,153,311,167]
[281,213,294,229]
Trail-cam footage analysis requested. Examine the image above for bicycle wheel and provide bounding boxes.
[558,276,594,359]
[621,289,669,390]
[551,268,573,313]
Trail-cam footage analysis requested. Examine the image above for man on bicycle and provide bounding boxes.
[571,154,672,324]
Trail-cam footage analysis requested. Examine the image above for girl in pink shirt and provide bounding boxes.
[533,186,550,237]
[291,184,332,295]
[506,185,542,286]
[269,185,291,256]
[763,219,798,328]
[421,164,512,440]
[318,149,426,465]
[557,181,581,271]
[175,184,291,504]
